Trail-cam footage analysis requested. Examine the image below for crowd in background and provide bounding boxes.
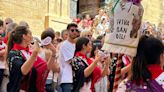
[74,9,164,40]
[0,1,163,92]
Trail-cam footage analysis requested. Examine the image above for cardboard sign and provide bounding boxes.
[103,2,142,57]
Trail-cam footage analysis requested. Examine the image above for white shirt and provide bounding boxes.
[59,40,75,84]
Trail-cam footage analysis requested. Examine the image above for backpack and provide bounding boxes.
[20,50,49,92]
[70,56,91,92]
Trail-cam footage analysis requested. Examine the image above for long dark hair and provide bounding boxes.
[131,35,164,85]
[7,26,29,59]
[75,37,90,54]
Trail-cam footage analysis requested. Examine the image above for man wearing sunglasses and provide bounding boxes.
[58,23,80,92]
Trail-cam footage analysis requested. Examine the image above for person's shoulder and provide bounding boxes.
[157,72,164,78]
[60,40,67,47]
[8,50,24,62]
[117,79,129,92]
[9,50,21,56]
[61,40,69,45]
[60,40,73,51]
[156,72,164,84]
[62,40,74,47]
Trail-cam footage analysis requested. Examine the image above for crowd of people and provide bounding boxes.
[0,0,163,92]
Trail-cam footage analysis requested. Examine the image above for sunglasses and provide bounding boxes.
[0,33,5,37]
[71,29,80,32]
[87,35,92,37]
[56,38,63,43]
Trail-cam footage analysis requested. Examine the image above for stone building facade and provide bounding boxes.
[142,0,164,25]
[0,0,164,36]
[0,0,76,36]
[78,0,164,26]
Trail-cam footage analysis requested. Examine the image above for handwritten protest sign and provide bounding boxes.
[103,2,141,57]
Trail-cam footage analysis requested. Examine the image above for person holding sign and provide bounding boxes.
[103,0,144,91]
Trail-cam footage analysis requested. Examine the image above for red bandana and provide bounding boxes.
[148,64,163,80]
[0,41,5,50]
[12,43,29,52]
[75,51,102,92]
[3,36,8,44]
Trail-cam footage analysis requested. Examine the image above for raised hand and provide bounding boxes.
[104,56,111,67]
[47,43,56,52]
[95,50,104,63]
[32,41,40,54]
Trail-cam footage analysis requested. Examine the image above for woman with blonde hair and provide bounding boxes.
[80,30,93,41]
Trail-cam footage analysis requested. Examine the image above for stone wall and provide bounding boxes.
[0,0,47,36]
[0,0,72,36]
[142,0,164,25]
[1,0,164,35]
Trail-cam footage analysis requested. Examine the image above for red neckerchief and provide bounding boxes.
[75,51,86,58]
[75,52,92,64]
[12,43,29,52]
[0,41,5,50]
[148,64,163,80]
[3,36,8,44]
[133,64,163,85]
[75,51,102,92]
[12,43,30,60]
